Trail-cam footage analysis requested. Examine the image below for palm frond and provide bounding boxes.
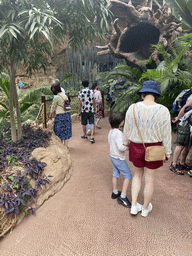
[0,78,10,98]
[60,73,80,83]
[0,101,9,110]
[0,108,9,118]
[165,0,192,29]
[111,83,141,113]
[19,86,52,113]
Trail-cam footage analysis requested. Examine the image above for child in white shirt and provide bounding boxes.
[108,112,132,208]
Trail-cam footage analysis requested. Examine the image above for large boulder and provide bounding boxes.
[31,133,72,208]
[0,133,72,237]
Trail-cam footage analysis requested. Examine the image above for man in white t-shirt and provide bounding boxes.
[78,80,96,143]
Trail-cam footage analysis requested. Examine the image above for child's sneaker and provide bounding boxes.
[130,203,142,215]
[117,196,131,208]
[188,169,192,177]
[90,138,95,143]
[141,203,152,217]
[81,135,88,140]
[111,191,121,199]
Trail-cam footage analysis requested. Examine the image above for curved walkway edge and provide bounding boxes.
[0,118,192,256]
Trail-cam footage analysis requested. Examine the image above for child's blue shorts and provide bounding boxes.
[110,156,132,179]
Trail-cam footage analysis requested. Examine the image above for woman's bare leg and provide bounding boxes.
[143,168,156,210]
[131,167,144,206]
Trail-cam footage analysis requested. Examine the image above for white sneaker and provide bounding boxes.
[130,203,142,215]
[141,203,152,217]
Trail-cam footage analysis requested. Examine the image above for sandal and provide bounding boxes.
[178,163,192,171]
[170,163,184,175]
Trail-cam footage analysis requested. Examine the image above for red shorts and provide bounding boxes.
[129,141,163,169]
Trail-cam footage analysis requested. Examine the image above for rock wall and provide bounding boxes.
[16,41,67,89]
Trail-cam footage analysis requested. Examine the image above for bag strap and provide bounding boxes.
[133,104,145,148]
[57,94,66,108]
[57,94,65,101]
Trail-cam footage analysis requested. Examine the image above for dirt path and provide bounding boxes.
[1,118,192,255]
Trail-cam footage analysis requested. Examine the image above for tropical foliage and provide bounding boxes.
[0,78,53,130]
[165,0,192,30]
[97,65,142,113]
[0,0,61,142]
[0,0,111,142]
[98,33,192,114]
[0,78,10,127]
[142,34,192,109]
[47,0,111,49]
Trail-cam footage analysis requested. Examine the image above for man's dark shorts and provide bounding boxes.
[176,122,191,147]
[81,112,94,126]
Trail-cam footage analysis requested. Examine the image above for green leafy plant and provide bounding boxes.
[0,0,111,142]
[6,155,17,164]
[96,65,142,114]
[165,0,192,30]
[96,33,192,115]
[141,34,192,110]
[0,81,53,128]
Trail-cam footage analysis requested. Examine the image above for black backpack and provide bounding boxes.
[180,89,192,108]
[184,106,192,125]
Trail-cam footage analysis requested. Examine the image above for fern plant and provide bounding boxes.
[19,86,53,123]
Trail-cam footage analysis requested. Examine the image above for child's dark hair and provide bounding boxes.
[92,82,98,90]
[109,112,124,128]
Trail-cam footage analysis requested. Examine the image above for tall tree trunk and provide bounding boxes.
[13,77,22,140]
[9,66,17,142]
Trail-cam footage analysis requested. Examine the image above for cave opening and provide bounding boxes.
[119,23,160,53]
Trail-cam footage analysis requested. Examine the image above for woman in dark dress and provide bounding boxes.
[49,80,72,149]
